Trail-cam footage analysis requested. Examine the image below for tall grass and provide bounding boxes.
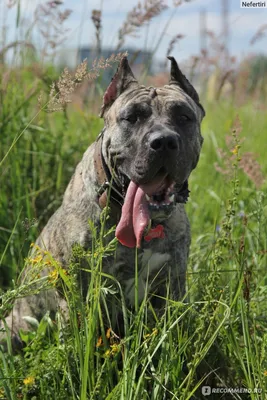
[0,65,266,398]
[1,1,267,399]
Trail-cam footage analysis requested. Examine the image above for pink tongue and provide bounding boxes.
[115,181,150,248]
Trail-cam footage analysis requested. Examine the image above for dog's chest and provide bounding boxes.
[109,243,172,306]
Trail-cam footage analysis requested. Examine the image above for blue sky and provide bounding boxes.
[2,0,267,64]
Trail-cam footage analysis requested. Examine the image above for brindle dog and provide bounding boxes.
[0,56,205,349]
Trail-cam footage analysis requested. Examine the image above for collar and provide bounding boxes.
[94,130,124,216]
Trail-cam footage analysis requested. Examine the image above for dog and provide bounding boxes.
[0,56,205,349]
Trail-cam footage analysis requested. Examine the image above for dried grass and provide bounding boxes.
[91,10,102,56]
[117,0,168,50]
[214,116,265,188]
[250,24,267,45]
[46,52,127,112]
[35,1,72,59]
[166,34,184,62]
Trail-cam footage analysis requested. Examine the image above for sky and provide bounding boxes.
[1,0,267,66]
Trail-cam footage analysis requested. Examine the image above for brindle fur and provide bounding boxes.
[0,57,205,349]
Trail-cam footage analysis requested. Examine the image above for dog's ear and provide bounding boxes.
[100,57,138,117]
[168,56,205,117]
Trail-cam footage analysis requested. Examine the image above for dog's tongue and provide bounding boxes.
[115,181,149,248]
[115,177,167,248]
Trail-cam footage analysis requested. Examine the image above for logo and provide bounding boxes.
[202,386,211,396]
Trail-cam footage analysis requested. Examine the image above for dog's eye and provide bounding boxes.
[123,114,139,124]
[177,115,191,123]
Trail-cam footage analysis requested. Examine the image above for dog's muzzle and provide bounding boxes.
[94,130,189,249]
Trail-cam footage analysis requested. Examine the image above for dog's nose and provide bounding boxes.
[149,132,178,152]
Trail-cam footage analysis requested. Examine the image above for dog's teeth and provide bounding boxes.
[169,194,175,203]
[145,194,151,201]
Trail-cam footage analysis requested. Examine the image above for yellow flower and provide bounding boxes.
[144,328,158,339]
[104,344,120,358]
[106,328,111,339]
[30,255,43,264]
[231,146,238,155]
[96,336,103,348]
[30,242,35,248]
[110,343,120,355]
[264,370,267,377]
[48,269,58,284]
[23,376,35,385]
[104,349,111,357]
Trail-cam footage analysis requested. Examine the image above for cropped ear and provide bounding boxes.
[100,57,138,117]
[167,56,205,117]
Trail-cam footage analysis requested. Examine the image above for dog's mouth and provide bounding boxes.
[115,171,176,248]
[144,179,175,209]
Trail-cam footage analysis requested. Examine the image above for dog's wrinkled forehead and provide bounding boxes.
[114,84,200,118]
[100,56,205,121]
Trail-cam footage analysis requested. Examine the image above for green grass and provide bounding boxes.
[0,66,267,399]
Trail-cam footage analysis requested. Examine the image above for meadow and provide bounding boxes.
[1,1,267,399]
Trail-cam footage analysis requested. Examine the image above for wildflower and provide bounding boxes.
[152,328,158,336]
[144,328,158,339]
[104,343,120,358]
[48,269,58,284]
[264,370,267,377]
[110,343,120,355]
[231,146,238,155]
[105,349,111,357]
[96,336,103,348]
[216,225,221,232]
[30,242,35,248]
[106,328,111,339]
[30,255,43,264]
[23,376,35,385]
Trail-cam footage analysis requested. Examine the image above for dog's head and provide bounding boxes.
[99,56,205,248]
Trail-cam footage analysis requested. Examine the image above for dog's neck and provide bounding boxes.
[94,131,124,218]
